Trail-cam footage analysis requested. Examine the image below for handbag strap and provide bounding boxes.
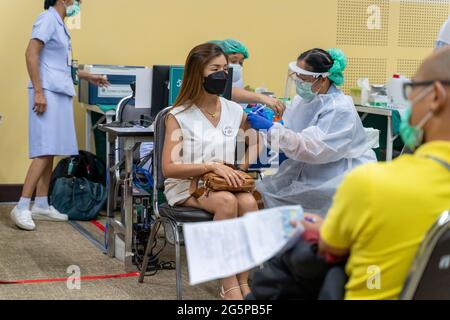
[189,177,199,195]
[189,176,206,198]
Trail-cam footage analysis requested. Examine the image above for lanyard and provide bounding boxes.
[424,155,450,171]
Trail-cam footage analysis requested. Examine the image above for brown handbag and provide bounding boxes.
[189,168,256,199]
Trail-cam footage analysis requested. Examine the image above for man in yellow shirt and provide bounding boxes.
[248,47,450,300]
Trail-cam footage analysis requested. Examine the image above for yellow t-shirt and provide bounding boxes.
[321,141,450,300]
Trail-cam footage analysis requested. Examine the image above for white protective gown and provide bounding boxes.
[257,85,378,215]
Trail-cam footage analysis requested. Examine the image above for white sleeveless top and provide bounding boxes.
[164,97,244,206]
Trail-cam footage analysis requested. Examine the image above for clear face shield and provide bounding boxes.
[284,61,330,101]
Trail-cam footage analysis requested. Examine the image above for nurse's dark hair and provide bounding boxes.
[44,0,58,10]
[298,48,333,74]
[173,43,228,109]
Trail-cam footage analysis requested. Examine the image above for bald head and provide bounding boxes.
[410,47,450,144]
[416,46,450,81]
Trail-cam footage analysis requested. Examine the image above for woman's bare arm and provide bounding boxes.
[232,87,285,116]
[238,113,262,171]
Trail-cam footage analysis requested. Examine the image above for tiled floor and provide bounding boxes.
[0,204,218,300]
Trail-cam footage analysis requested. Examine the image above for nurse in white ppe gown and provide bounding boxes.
[436,16,450,49]
[247,48,378,215]
[10,0,109,231]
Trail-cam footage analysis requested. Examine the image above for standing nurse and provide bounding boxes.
[11,0,109,231]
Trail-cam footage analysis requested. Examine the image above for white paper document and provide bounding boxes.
[183,206,304,286]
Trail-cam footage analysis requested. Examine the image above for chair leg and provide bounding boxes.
[174,223,183,300]
[138,219,160,283]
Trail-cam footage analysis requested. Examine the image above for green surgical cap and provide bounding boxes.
[210,39,249,59]
[326,48,347,86]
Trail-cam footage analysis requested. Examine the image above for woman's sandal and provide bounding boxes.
[239,283,251,296]
[219,286,241,300]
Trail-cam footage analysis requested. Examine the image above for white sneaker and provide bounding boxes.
[10,206,36,231]
[31,206,69,222]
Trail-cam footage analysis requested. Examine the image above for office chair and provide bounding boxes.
[138,107,213,300]
[400,210,450,300]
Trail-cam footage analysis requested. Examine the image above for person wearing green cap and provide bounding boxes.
[247,48,378,214]
[211,39,286,116]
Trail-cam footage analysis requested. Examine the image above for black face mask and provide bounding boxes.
[203,71,228,95]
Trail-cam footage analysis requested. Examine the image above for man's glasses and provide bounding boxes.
[403,80,450,100]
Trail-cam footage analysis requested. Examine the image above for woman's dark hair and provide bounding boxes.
[44,0,58,10]
[173,43,228,108]
[298,48,333,73]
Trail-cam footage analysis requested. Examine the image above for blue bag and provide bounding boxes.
[51,177,107,221]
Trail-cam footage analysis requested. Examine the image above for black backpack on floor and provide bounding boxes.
[49,150,106,196]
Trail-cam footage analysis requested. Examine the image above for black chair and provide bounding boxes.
[318,265,348,300]
[138,107,213,300]
[400,210,450,300]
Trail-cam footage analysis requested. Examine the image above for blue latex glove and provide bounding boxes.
[247,112,274,130]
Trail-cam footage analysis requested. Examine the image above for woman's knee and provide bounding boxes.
[237,193,258,213]
[210,192,238,217]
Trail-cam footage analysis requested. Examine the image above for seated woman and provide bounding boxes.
[162,43,259,300]
[247,48,378,215]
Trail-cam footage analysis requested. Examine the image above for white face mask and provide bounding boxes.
[229,64,243,84]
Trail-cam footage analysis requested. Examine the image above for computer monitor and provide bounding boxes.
[150,65,171,120]
[150,65,234,119]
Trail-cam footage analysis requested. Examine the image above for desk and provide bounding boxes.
[99,124,154,271]
[355,105,401,161]
[81,103,117,153]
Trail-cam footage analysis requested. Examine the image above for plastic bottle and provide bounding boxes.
[357,78,371,106]
[387,74,408,109]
